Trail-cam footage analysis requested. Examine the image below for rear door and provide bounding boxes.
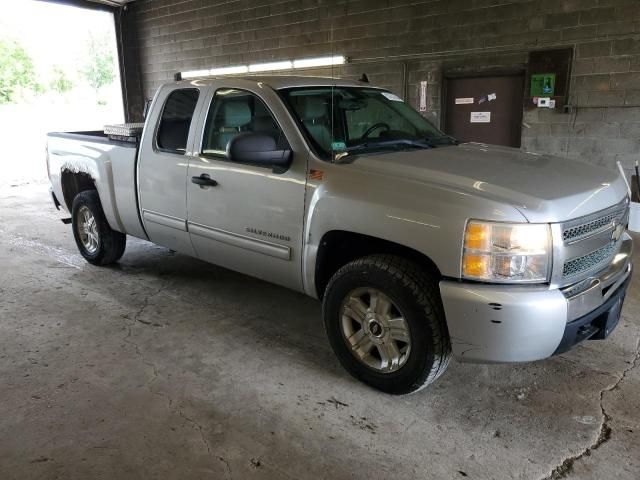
[138,86,203,255]
[444,74,524,147]
[186,85,307,291]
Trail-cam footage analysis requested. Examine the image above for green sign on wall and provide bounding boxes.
[530,73,556,96]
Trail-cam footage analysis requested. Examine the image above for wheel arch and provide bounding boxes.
[61,170,98,211]
[314,230,442,300]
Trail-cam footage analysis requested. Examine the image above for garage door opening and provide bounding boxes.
[443,74,524,148]
[0,1,124,188]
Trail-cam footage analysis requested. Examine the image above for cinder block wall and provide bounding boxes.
[122,0,640,176]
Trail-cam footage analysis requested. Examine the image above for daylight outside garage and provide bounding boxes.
[0,1,123,187]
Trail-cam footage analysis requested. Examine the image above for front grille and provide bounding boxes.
[562,210,622,242]
[554,198,630,286]
[562,242,618,278]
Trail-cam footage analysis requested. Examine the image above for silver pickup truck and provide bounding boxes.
[47,76,633,394]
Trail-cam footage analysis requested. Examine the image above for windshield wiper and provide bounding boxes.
[344,139,433,153]
[425,135,459,145]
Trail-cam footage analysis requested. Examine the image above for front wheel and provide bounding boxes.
[71,190,126,265]
[322,255,451,394]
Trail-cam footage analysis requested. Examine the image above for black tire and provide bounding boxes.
[71,190,126,265]
[322,255,451,394]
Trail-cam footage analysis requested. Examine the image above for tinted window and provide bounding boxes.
[201,89,285,156]
[156,89,199,153]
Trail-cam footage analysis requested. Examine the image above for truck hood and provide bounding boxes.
[349,143,628,223]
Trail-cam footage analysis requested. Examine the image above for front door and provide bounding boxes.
[186,87,307,291]
[444,74,524,147]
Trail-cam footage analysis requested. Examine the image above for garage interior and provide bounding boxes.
[1,1,640,479]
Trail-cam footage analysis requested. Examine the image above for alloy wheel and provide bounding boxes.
[339,287,411,373]
[77,206,99,254]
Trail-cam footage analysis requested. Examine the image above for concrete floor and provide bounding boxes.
[0,183,639,480]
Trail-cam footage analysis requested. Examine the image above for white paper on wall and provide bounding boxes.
[419,81,427,112]
[470,112,491,123]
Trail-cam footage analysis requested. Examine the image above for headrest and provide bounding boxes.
[252,115,277,132]
[301,96,328,121]
[222,101,251,128]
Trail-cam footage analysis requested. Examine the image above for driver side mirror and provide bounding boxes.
[227,132,292,171]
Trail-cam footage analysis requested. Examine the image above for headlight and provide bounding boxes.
[462,221,551,283]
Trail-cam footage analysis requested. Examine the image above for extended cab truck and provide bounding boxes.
[47,76,633,394]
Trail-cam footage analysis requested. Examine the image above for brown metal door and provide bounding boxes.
[444,74,524,147]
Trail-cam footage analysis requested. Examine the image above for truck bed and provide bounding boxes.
[47,131,147,240]
[48,130,138,145]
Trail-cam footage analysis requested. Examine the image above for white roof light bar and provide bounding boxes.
[249,60,293,72]
[181,69,211,79]
[293,55,345,69]
[180,55,346,79]
[210,65,249,75]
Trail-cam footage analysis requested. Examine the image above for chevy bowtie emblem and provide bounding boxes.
[611,220,624,242]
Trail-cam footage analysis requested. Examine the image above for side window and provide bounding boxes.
[201,89,285,157]
[156,89,199,153]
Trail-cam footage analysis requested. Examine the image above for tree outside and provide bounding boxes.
[0,39,38,103]
[0,30,118,105]
[81,34,115,95]
[49,65,73,95]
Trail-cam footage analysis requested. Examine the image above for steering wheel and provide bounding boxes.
[362,122,390,138]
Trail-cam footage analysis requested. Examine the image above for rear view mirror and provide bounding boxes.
[338,98,366,111]
[227,133,292,171]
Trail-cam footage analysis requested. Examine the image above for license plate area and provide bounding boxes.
[592,294,624,340]
[553,275,630,355]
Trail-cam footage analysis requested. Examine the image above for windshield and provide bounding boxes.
[279,86,455,158]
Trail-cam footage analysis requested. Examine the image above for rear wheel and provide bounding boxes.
[322,255,451,394]
[71,190,126,265]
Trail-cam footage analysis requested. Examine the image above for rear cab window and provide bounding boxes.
[156,88,200,154]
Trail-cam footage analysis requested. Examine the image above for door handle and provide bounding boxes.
[191,174,218,187]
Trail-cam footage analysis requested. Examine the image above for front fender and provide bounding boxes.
[301,161,527,297]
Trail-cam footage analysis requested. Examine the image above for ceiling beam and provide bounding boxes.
[34,0,134,11]
[85,0,135,6]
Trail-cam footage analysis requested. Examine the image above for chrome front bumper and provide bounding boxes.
[440,234,633,363]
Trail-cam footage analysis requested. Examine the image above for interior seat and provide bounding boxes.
[251,115,278,137]
[300,96,332,153]
[209,100,252,152]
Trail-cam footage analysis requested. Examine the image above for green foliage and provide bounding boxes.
[0,39,37,103]
[81,34,115,92]
[50,66,73,94]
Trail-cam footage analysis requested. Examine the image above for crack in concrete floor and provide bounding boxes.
[543,337,640,479]
[119,284,304,480]
[122,284,230,475]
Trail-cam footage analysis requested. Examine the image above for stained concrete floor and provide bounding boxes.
[0,182,638,480]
